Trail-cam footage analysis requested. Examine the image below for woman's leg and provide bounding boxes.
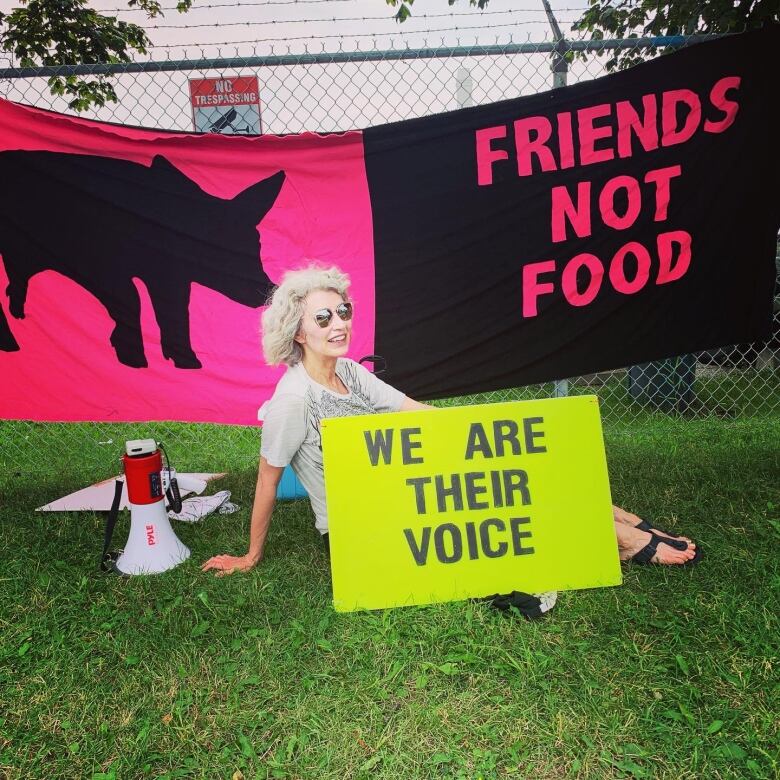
[613,505,693,544]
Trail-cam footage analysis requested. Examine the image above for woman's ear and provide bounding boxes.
[294,329,305,345]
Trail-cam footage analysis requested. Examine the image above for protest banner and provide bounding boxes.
[322,395,622,612]
[2,29,777,423]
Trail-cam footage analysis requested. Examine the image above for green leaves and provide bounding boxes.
[434,661,458,675]
[1,1,150,65]
[358,753,382,772]
[0,0,189,110]
[45,74,118,111]
[189,619,210,638]
[714,741,748,759]
[388,0,491,24]
[675,654,690,676]
[394,3,412,24]
[572,0,779,71]
[237,733,256,759]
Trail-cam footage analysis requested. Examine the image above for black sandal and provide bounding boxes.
[629,532,703,566]
[635,518,684,539]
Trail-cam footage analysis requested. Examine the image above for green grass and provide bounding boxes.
[2,366,778,487]
[1,415,778,779]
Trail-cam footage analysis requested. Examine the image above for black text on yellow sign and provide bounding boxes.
[321,396,622,612]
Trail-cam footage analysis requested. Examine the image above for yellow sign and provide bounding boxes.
[321,396,621,612]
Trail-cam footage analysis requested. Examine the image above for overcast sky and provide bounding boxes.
[2,0,593,56]
[0,0,602,131]
[120,0,591,54]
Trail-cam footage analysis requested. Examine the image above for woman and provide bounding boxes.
[202,265,700,598]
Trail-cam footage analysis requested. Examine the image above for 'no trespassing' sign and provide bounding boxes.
[189,76,262,135]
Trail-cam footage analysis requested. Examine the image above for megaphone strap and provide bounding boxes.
[100,479,126,574]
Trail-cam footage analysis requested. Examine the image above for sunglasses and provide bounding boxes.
[313,301,353,328]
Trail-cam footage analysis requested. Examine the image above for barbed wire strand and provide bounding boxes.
[148,20,588,47]
[145,11,584,30]
[105,0,588,13]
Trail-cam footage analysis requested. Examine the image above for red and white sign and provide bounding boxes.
[189,76,262,135]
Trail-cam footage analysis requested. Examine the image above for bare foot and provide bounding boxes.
[612,505,693,545]
[616,524,698,565]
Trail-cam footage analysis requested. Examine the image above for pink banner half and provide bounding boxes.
[0,99,374,424]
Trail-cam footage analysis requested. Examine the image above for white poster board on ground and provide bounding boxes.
[37,473,226,511]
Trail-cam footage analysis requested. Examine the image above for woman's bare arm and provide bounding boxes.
[400,397,436,411]
[201,456,284,575]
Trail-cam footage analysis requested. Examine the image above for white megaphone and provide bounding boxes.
[114,439,190,575]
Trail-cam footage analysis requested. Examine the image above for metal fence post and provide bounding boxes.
[543,0,570,399]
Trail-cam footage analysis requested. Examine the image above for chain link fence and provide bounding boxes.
[0,35,778,481]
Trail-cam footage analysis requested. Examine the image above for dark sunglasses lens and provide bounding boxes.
[337,302,353,321]
[314,309,333,328]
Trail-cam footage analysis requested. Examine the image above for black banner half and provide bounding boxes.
[366,27,780,399]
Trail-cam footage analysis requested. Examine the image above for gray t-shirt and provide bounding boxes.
[260,358,406,533]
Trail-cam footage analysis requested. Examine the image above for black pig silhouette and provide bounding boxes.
[0,151,285,368]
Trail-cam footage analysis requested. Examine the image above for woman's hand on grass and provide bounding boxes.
[201,457,281,577]
[201,552,259,576]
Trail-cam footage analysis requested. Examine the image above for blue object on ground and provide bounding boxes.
[276,465,308,500]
